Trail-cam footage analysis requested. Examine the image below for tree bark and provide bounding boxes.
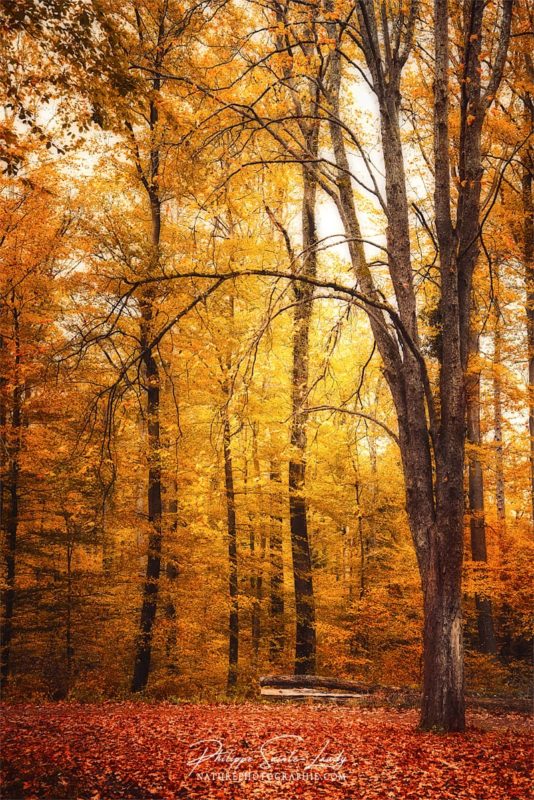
[130,9,166,693]
[65,522,75,694]
[249,427,265,664]
[522,87,534,523]
[420,534,464,731]
[131,144,163,691]
[165,477,179,673]
[493,265,506,524]
[1,302,21,688]
[222,401,239,692]
[289,155,318,675]
[348,443,365,601]
[131,297,163,692]
[269,461,285,664]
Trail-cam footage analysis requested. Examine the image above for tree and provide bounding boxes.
[522,80,534,523]
[321,0,513,731]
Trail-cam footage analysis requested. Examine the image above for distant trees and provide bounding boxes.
[0,172,67,688]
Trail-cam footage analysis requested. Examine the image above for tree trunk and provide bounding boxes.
[250,428,264,664]
[102,489,114,576]
[419,457,465,731]
[165,477,179,673]
[493,265,506,524]
[131,29,165,691]
[245,456,258,661]
[522,97,534,523]
[131,313,163,692]
[420,549,464,731]
[348,439,366,601]
[65,529,74,692]
[289,159,318,675]
[356,481,365,601]
[1,304,21,689]
[466,324,497,653]
[269,461,285,664]
[366,420,378,552]
[222,403,239,692]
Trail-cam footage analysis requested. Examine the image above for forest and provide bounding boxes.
[0,0,533,797]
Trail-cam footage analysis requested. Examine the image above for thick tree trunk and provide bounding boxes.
[420,552,464,731]
[466,326,497,653]
[289,161,317,675]
[223,405,239,692]
[420,459,465,731]
[269,462,285,663]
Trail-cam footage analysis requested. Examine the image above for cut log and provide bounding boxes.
[259,674,375,695]
[260,687,366,700]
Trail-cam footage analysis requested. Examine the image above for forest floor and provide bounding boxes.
[1,702,532,800]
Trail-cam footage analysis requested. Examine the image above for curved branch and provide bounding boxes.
[305,405,400,446]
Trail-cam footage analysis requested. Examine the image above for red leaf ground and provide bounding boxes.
[1,702,531,799]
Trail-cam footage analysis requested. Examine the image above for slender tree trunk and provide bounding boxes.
[1,427,19,688]
[222,402,239,692]
[269,461,285,664]
[66,532,74,692]
[165,477,179,672]
[0,333,4,534]
[243,452,261,665]
[250,428,264,664]
[131,305,163,691]
[466,324,497,653]
[493,266,506,524]
[289,158,318,675]
[349,443,365,601]
[366,421,378,552]
[245,457,257,661]
[131,23,165,690]
[522,98,534,523]
[1,304,21,688]
[356,480,365,601]
[102,489,114,576]
[249,538,261,663]
[131,190,163,692]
